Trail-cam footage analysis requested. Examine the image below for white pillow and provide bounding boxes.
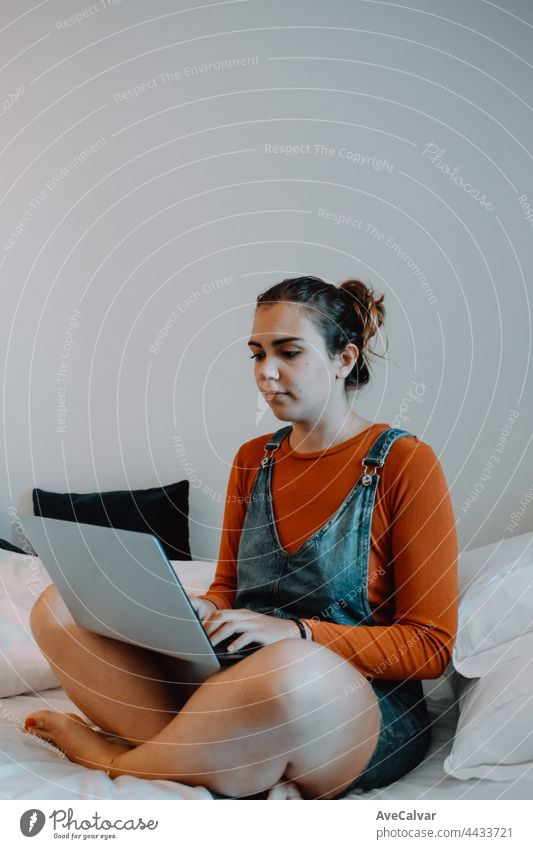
[0,550,56,697]
[458,531,533,596]
[170,560,217,596]
[453,532,533,677]
[444,638,533,781]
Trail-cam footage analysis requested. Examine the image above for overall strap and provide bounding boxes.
[260,425,293,468]
[361,427,418,485]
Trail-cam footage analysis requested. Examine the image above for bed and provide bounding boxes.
[2,554,533,800]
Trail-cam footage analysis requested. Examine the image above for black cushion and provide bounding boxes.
[32,480,191,561]
[0,538,25,554]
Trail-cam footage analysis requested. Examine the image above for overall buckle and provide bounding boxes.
[260,442,281,468]
[361,456,384,485]
[361,465,374,485]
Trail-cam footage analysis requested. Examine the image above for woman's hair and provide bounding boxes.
[255,275,386,392]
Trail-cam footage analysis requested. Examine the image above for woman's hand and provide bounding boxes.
[203,608,306,652]
[189,596,218,625]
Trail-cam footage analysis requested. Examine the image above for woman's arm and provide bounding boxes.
[301,442,458,680]
[197,448,247,611]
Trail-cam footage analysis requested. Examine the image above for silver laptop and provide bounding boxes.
[19,514,260,685]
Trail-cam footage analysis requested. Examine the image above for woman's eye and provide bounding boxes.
[249,351,300,360]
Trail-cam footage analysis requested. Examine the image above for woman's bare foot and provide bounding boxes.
[23,711,131,775]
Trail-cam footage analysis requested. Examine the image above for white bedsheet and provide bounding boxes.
[2,686,532,800]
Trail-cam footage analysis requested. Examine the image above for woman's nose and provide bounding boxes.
[259,357,280,381]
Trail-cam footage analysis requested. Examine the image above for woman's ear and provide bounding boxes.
[336,343,359,375]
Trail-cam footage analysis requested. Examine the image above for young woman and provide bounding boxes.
[24,276,458,800]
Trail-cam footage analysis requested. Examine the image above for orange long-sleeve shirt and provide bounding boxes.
[200,423,458,680]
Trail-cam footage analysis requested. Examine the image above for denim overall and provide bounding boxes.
[234,425,432,794]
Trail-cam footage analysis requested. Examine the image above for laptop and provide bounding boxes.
[19,514,262,685]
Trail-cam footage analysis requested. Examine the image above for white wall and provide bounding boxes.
[1,0,532,558]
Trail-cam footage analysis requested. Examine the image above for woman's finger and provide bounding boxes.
[225,631,264,652]
[208,621,254,646]
[203,616,239,639]
[203,610,258,638]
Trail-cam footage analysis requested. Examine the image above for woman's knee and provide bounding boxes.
[251,639,355,708]
[29,583,73,641]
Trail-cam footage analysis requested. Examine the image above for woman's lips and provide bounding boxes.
[264,392,288,401]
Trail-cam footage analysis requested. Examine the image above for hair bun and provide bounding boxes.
[338,278,385,345]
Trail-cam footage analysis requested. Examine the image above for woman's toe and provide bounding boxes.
[24,710,50,730]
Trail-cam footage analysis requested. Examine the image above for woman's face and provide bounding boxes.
[248,302,347,422]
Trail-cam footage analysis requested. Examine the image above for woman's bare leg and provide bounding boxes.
[26,637,381,799]
[29,584,199,745]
